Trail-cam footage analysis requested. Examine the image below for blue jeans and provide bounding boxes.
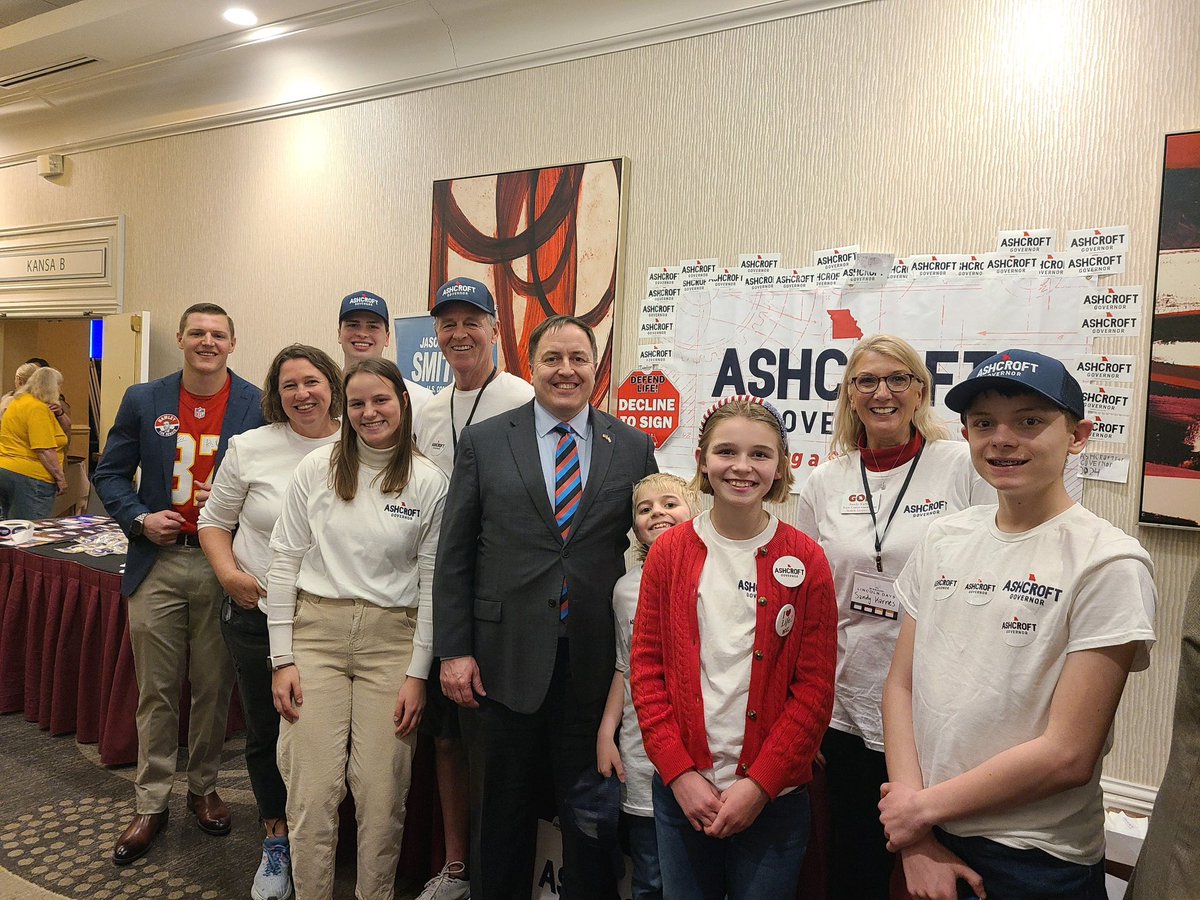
[935,827,1106,900]
[652,775,810,900]
[0,467,56,520]
[625,812,662,900]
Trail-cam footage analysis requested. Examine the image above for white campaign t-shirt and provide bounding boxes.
[414,371,533,477]
[612,565,655,816]
[197,423,338,612]
[795,439,993,749]
[694,510,778,793]
[894,503,1156,865]
[266,443,448,679]
[406,380,433,430]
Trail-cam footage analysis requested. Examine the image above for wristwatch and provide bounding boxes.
[270,653,295,671]
[130,513,149,538]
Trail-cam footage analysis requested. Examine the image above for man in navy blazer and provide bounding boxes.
[435,315,657,899]
[95,303,264,865]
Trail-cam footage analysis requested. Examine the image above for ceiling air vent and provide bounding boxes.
[0,56,99,89]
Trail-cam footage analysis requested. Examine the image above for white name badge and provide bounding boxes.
[849,571,899,621]
[773,556,806,587]
[840,491,878,515]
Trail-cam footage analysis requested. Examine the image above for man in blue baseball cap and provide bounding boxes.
[413,277,533,900]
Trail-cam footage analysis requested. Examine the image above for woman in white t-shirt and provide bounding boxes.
[198,344,343,900]
[794,334,993,898]
[267,357,447,900]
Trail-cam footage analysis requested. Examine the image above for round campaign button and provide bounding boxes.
[1001,610,1039,648]
[154,413,180,437]
[963,578,997,607]
[775,604,796,637]
[773,556,806,588]
[931,574,958,601]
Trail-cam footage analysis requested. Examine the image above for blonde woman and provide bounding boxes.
[0,362,40,422]
[794,334,993,898]
[0,366,68,518]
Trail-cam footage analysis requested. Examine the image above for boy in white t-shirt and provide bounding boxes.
[597,473,697,900]
[880,349,1157,900]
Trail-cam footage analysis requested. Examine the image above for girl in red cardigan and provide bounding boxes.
[631,396,836,900]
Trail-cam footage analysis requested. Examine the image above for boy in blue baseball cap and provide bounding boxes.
[336,289,432,422]
[880,349,1156,900]
[337,291,391,369]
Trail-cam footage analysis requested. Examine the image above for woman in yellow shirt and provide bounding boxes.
[0,367,68,519]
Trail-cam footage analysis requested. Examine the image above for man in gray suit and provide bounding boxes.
[434,314,657,900]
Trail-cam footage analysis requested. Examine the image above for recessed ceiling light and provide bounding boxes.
[223,8,258,27]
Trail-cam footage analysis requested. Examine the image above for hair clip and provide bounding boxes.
[699,395,789,445]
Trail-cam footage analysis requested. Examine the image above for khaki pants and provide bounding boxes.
[278,593,417,900]
[126,544,234,813]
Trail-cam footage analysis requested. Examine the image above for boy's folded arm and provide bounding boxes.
[881,641,1137,847]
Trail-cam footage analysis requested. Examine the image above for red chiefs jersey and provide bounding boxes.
[173,375,231,532]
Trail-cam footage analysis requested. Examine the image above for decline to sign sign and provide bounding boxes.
[616,370,680,448]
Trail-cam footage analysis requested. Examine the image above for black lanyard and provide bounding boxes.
[859,440,925,573]
[450,366,498,458]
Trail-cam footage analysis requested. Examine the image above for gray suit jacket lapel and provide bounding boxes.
[568,408,615,543]
[508,406,562,540]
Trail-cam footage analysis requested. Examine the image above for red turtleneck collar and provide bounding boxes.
[858,429,924,472]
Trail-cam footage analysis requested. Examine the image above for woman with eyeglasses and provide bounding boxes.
[794,334,993,899]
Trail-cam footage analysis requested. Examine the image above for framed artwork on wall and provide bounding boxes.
[428,158,626,409]
[1140,130,1200,528]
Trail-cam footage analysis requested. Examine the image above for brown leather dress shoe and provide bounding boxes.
[186,790,232,836]
[112,810,168,865]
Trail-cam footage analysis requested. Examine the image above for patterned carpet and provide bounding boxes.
[0,712,423,899]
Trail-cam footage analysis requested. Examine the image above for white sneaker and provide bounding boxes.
[251,836,293,900]
[415,860,471,900]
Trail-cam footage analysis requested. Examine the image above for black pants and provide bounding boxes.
[464,639,620,900]
[220,597,287,821]
[822,726,894,899]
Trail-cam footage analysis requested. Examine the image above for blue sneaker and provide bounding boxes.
[251,836,293,900]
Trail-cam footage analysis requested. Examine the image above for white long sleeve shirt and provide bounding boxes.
[197,423,338,612]
[266,440,447,679]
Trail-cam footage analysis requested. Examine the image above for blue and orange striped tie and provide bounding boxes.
[553,423,581,621]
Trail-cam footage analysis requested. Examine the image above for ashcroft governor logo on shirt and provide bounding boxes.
[903,497,949,518]
[1004,572,1063,606]
[384,501,421,521]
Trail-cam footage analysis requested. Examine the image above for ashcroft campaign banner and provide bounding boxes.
[653,277,1092,490]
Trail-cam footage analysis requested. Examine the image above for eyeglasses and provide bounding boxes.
[849,373,918,394]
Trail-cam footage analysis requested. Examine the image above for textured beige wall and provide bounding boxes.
[1,0,1198,789]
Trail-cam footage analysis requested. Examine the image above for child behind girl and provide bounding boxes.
[630,396,837,900]
[597,473,699,900]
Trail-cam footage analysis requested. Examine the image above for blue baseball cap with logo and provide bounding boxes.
[430,277,497,317]
[339,290,390,327]
[945,349,1086,420]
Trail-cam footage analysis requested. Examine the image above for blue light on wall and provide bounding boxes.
[90,318,103,359]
